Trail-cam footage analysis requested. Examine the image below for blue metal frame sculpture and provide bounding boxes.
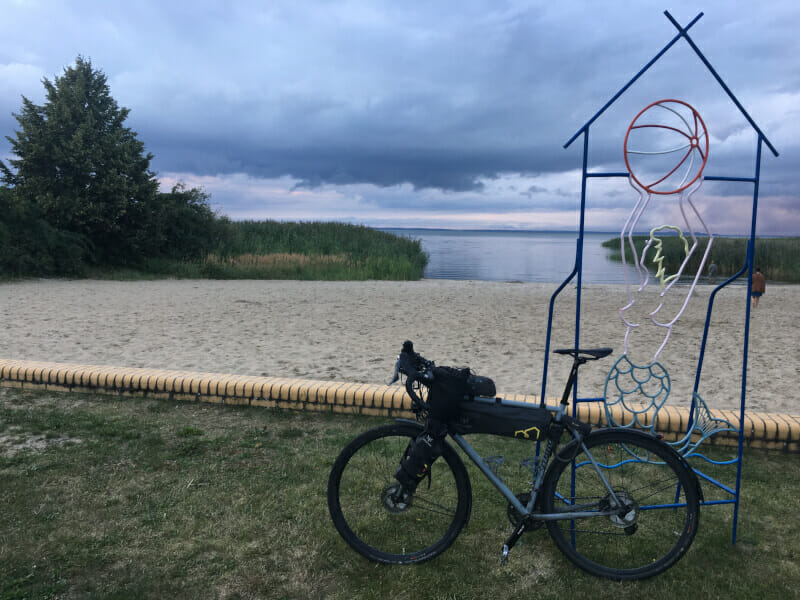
[539,10,779,544]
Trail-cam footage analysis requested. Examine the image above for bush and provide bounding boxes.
[0,186,89,278]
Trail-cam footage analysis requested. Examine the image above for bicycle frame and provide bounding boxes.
[445,398,623,523]
[442,352,626,523]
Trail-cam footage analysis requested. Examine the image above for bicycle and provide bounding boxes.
[327,341,702,581]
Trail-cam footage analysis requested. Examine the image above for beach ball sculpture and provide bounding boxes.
[624,99,709,195]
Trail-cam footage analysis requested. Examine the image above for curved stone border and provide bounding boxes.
[1,358,797,452]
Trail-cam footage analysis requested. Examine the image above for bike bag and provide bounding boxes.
[467,375,496,398]
[427,366,472,421]
[394,429,442,493]
[451,398,552,440]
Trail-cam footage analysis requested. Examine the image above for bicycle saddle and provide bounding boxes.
[554,348,613,360]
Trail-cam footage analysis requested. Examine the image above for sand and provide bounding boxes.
[0,279,797,415]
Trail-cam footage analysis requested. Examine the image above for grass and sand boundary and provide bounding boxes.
[2,358,798,451]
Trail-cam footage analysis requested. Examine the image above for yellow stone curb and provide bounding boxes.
[1,358,798,452]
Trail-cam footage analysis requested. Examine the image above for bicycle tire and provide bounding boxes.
[541,428,700,580]
[327,422,472,564]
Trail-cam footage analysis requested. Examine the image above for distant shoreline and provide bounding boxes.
[382,227,799,238]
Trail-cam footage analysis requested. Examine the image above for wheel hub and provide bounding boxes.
[381,483,412,514]
[600,490,638,531]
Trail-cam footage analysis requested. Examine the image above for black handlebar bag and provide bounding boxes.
[426,366,472,422]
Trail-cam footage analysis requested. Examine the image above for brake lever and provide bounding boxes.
[388,357,401,385]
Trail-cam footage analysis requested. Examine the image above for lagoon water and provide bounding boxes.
[385,229,641,284]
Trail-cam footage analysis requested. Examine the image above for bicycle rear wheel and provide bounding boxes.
[541,428,700,580]
[327,422,472,564]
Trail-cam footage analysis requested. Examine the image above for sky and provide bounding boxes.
[1,0,798,234]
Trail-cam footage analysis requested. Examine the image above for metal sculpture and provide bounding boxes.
[541,10,779,544]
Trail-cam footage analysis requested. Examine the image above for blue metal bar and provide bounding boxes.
[687,454,741,466]
[692,467,738,496]
[700,500,737,507]
[575,396,605,404]
[705,176,758,183]
[691,265,748,428]
[732,135,764,544]
[585,172,630,178]
[540,267,576,405]
[664,11,779,157]
[564,12,704,149]
[638,502,693,511]
[541,130,586,405]
[585,173,757,183]
[572,130,590,416]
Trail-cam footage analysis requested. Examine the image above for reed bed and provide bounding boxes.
[602,236,800,283]
[88,221,428,281]
[204,253,349,267]
[203,221,428,280]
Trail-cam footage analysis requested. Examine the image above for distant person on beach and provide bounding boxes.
[707,260,717,284]
[751,267,766,308]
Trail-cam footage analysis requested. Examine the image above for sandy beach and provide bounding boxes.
[1,279,797,415]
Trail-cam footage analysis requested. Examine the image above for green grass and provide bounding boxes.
[1,386,798,599]
[602,235,800,283]
[85,221,429,281]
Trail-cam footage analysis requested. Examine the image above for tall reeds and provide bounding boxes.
[201,221,428,280]
[602,236,800,282]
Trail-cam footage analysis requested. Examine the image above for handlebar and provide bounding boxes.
[389,341,614,413]
[388,340,434,411]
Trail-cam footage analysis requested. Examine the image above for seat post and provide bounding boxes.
[559,357,586,406]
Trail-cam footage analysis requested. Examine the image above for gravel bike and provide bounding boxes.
[327,341,701,580]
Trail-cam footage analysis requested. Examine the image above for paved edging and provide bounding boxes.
[1,358,797,452]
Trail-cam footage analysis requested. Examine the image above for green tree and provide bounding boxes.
[143,183,229,261]
[0,56,159,265]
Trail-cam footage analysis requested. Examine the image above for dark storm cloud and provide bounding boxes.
[1,1,798,230]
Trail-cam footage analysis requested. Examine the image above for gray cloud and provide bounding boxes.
[1,1,798,231]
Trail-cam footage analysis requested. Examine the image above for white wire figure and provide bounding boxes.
[619,99,714,364]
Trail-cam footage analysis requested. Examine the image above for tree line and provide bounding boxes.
[0,56,227,278]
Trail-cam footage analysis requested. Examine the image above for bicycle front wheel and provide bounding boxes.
[541,429,700,580]
[327,422,472,564]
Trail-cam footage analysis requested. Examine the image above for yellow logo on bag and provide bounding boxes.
[514,426,541,440]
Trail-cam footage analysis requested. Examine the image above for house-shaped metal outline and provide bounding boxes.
[539,10,779,544]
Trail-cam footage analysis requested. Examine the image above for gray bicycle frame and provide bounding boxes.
[448,396,624,522]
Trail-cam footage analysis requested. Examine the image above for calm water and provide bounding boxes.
[385,229,641,284]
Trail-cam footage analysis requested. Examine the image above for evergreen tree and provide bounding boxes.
[0,56,159,265]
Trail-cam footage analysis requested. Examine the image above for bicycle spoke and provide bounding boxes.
[328,424,471,564]
[411,494,457,518]
[542,431,699,580]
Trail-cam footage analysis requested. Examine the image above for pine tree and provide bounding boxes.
[1,56,159,265]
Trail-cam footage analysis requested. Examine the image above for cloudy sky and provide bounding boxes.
[1,0,798,234]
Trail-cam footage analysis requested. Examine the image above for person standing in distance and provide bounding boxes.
[751,267,766,308]
[707,260,717,284]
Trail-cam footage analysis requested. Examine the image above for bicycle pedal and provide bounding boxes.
[500,544,510,565]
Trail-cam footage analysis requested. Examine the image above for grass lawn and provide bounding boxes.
[1,386,798,599]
